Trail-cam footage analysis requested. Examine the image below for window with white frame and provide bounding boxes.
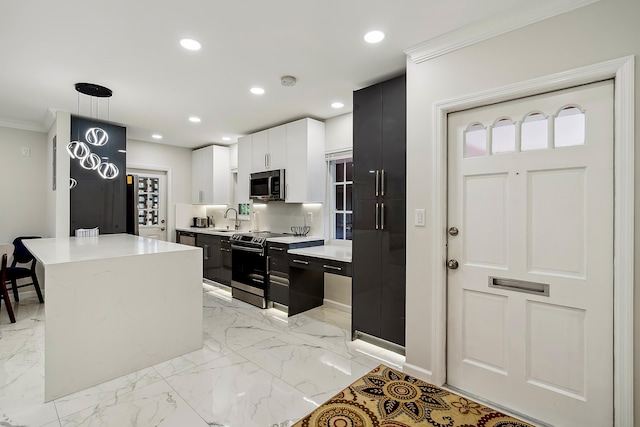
[332,158,353,240]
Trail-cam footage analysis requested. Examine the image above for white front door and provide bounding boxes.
[129,170,168,241]
[446,81,613,426]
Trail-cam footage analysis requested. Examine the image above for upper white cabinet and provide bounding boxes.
[285,118,325,203]
[237,135,252,205]
[229,143,238,172]
[251,125,287,172]
[191,145,230,205]
[237,118,325,204]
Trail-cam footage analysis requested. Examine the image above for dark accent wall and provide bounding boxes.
[69,116,126,235]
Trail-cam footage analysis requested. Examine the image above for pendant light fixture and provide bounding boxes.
[67,83,120,182]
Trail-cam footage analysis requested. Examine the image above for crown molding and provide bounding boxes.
[405,0,600,64]
[0,117,46,133]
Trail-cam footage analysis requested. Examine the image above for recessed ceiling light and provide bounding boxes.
[250,87,265,95]
[152,134,163,139]
[331,102,345,109]
[222,137,231,141]
[180,38,201,51]
[189,116,201,123]
[364,30,385,44]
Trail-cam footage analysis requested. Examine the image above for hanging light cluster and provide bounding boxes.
[68,83,119,185]
[67,127,119,179]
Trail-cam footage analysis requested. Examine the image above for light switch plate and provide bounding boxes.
[414,209,426,227]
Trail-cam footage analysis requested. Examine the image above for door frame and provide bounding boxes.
[127,163,174,241]
[429,56,634,425]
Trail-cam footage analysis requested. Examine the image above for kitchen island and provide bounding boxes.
[24,234,203,401]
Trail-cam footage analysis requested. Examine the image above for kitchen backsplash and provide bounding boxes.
[205,202,324,237]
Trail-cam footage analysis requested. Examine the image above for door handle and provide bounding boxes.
[199,190,203,203]
[375,170,379,197]
[448,227,459,236]
[381,203,385,230]
[375,202,379,230]
[447,259,459,269]
[381,169,385,196]
[204,244,209,260]
[160,227,165,231]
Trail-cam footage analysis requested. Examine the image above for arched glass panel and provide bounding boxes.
[492,118,515,153]
[521,112,548,151]
[555,106,585,147]
[464,123,486,158]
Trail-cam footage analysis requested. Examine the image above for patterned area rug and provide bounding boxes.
[293,364,534,427]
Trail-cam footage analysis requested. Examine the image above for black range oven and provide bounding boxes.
[230,232,285,308]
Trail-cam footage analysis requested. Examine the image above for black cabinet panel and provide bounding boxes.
[267,241,323,311]
[353,83,382,201]
[220,238,232,286]
[197,234,222,282]
[381,76,407,201]
[69,116,126,235]
[352,75,406,347]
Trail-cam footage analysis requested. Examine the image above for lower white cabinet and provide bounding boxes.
[192,145,230,205]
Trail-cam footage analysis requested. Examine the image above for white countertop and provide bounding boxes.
[24,233,198,266]
[288,244,352,263]
[266,235,324,244]
[176,227,237,236]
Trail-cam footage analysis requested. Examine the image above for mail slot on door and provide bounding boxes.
[488,276,549,297]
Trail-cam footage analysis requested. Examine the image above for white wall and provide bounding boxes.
[126,139,193,242]
[46,111,71,238]
[0,126,48,242]
[405,0,640,416]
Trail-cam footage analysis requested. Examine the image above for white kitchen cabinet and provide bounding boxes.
[285,118,326,203]
[251,125,287,172]
[237,135,252,205]
[191,145,230,205]
[229,143,238,172]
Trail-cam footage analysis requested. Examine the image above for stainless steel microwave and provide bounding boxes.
[250,169,285,201]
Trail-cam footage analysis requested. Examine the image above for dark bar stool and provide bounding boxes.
[5,236,44,304]
[0,254,16,323]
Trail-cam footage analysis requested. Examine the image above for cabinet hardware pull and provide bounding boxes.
[323,264,342,271]
[266,256,270,274]
[381,169,385,196]
[265,154,268,168]
[375,203,379,230]
[270,247,285,251]
[375,170,379,197]
[199,190,203,203]
[204,244,209,260]
[381,203,385,230]
[293,259,309,265]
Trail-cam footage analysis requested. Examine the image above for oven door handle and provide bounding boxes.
[231,244,264,254]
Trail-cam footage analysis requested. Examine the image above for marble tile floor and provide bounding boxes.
[0,284,405,426]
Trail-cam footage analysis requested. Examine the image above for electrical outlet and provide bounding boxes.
[414,209,426,227]
[21,147,31,157]
[307,212,313,224]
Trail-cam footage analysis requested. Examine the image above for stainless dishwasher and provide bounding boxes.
[176,230,196,246]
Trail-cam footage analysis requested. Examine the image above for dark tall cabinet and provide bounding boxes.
[352,75,406,347]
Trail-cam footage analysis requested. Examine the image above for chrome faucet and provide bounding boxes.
[224,208,241,230]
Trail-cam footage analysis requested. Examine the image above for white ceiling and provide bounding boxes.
[0,0,587,148]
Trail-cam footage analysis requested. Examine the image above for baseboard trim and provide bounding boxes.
[323,298,351,313]
[403,363,434,384]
